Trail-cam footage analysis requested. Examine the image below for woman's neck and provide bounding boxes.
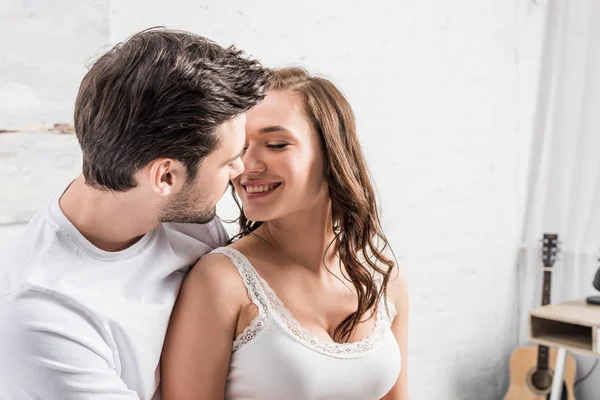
[256,198,338,276]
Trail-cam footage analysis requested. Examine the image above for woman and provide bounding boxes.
[161,68,409,400]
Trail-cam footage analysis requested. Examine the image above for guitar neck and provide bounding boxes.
[541,270,552,306]
[537,344,550,370]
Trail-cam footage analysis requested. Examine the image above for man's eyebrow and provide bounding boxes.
[259,125,291,134]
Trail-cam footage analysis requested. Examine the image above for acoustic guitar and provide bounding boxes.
[504,234,577,400]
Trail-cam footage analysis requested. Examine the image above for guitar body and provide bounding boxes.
[504,346,577,400]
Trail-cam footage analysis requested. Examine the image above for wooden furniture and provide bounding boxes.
[529,300,600,400]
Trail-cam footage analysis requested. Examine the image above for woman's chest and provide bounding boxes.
[226,324,401,400]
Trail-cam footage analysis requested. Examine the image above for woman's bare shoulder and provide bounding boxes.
[182,249,249,306]
[386,262,409,308]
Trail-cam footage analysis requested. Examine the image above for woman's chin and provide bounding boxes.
[245,215,269,223]
[242,208,274,224]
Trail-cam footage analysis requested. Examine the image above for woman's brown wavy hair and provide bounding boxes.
[230,67,395,342]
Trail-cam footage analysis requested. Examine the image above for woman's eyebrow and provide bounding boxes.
[259,125,291,134]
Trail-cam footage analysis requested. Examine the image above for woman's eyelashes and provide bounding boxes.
[266,143,289,149]
[242,142,289,156]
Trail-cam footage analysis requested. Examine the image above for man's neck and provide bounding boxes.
[59,175,159,252]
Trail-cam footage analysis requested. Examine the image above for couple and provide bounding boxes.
[0,28,408,400]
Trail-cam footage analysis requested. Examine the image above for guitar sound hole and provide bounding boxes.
[531,369,553,391]
[529,369,568,400]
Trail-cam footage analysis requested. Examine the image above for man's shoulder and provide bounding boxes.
[162,217,230,250]
[2,283,101,321]
[0,211,62,296]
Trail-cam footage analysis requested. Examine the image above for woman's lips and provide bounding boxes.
[242,181,283,199]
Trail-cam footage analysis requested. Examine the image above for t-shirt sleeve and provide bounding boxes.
[0,287,141,400]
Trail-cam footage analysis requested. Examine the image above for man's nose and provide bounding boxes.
[233,156,246,179]
[243,148,266,174]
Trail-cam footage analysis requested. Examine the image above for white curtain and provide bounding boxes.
[517,0,600,396]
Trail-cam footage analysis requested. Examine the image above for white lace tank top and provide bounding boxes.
[211,247,402,400]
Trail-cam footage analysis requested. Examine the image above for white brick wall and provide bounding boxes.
[0,0,109,128]
[0,130,82,224]
[1,1,550,399]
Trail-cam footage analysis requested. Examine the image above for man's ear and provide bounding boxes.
[148,158,186,196]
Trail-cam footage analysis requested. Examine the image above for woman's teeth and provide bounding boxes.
[246,184,278,193]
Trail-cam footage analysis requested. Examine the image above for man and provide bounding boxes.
[0,28,271,399]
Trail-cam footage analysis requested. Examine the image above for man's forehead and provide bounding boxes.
[220,113,247,133]
[211,116,246,156]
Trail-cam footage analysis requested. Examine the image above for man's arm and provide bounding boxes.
[0,287,141,400]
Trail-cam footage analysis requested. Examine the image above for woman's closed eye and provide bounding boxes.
[266,143,289,149]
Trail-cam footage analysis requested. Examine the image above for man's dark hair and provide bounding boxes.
[74,27,271,191]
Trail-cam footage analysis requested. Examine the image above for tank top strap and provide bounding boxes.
[373,271,398,326]
[209,247,270,351]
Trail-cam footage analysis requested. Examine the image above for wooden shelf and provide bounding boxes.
[529,300,600,356]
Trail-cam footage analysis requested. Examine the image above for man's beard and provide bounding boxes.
[158,185,216,224]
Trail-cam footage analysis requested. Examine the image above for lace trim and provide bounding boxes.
[219,248,397,358]
[387,302,398,323]
[257,274,394,359]
[374,272,398,324]
[211,248,269,352]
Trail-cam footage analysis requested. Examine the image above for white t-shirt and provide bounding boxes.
[0,191,228,400]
